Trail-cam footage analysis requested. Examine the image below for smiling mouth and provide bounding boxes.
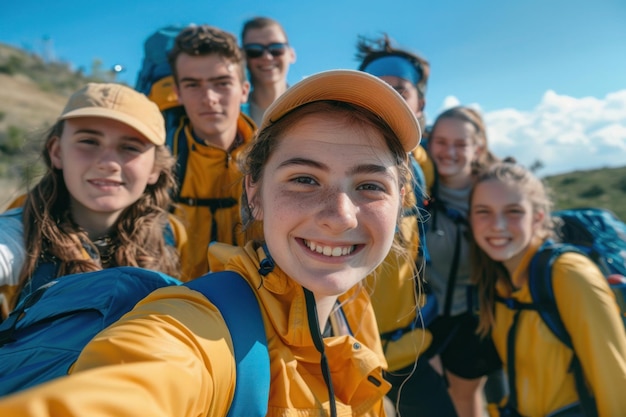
[89,179,122,187]
[487,238,510,247]
[303,239,356,257]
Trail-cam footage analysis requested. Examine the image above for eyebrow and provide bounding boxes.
[277,157,393,177]
[72,128,147,144]
[179,74,235,83]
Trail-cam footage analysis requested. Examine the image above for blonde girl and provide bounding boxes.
[469,161,626,416]
[424,106,502,417]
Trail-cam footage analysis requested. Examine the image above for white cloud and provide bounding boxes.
[433,90,626,176]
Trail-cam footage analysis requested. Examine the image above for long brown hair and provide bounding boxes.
[16,120,180,308]
[469,162,556,336]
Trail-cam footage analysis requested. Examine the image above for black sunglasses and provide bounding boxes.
[243,43,288,59]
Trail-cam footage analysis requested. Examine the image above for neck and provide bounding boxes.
[249,83,288,111]
[191,125,239,151]
[312,295,339,333]
[441,173,472,190]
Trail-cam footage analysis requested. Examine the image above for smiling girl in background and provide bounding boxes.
[0,83,185,317]
[469,161,626,417]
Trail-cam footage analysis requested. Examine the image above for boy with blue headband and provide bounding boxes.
[357,34,433,191]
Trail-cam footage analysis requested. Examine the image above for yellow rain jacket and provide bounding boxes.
[0,241,390,416]
[172,114,256,280]
[492,239,626,416]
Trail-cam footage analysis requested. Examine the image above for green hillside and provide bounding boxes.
[543,165,626,221]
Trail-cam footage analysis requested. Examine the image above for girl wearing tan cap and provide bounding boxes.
[0,82,186,317]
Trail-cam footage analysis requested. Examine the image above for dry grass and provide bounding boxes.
[0,178,25,211]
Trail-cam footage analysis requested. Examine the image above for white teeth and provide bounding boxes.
[305,240,354,257]
[489,238,509,247]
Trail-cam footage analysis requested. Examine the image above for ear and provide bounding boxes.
[147,165,160,186]
[47,136,63,169]
[245,175,263,220]
[533,209,545,227]
[289,46,297,64]
[241,80,251,104]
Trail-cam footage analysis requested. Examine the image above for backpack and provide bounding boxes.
[497,208,626,417]
[135,25,188,153]
[0,267,270,416]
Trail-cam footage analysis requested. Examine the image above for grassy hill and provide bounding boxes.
[0,42,624,220]
[543,165,626,221]
[0,42,119,207]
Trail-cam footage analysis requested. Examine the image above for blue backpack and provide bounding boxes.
[0,267,270,417]
[497,208,626,417]
[135,25,187,153]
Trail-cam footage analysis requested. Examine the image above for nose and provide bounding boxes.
[317,190,358,233]
[96,147,121,171]
[202,87,219,104]
[492,213,506,230]
[443,143,457,157]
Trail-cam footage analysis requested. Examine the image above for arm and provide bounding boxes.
[0,286,236,417]
[0,210,25,315]
[552,252,626,416]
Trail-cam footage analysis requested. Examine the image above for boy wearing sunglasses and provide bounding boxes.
[166,24,256,280]
[240,16,296,126]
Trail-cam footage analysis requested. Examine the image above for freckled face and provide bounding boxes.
[470,180,544,274]
[247,113,403,298]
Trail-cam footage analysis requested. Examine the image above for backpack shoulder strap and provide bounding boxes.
[171,116,189,192]
[183,271,269,417]
[528,241,585,348]
[528,242,599,416]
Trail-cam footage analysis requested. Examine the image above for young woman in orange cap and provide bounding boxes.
[0,70,422,417]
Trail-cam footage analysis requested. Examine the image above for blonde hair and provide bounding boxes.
[15,120,180,308]
[429,106,499,176]
[469,161,556,336]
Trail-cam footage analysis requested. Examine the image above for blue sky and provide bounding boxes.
[1,0,625,175]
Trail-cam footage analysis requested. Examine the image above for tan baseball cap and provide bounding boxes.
[59,83,166,146]
[259,70,421,152]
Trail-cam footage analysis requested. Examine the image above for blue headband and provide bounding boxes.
[362,55,422,85]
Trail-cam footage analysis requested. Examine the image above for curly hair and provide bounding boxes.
[15,120,181,309]
[356,33,430,98]
[168,24,245,83]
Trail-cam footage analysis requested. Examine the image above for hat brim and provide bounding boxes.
[260,70,420,152]
[59,107,165,146]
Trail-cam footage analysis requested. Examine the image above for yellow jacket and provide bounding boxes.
[492,240,626,416]
[0,242,390,416]
[173,114,256,280]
